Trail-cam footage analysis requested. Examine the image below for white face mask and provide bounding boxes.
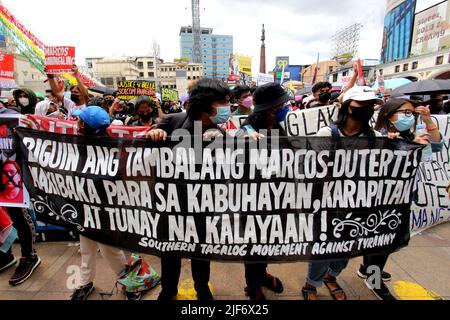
[19,97,30,107]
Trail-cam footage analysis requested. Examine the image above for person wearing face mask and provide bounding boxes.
[124,96,162,127]
[34,99,66,119]
[147,79,232,300]
[235,83,289,300]
[12,88,38,115]
[355,98,443,301]
[46,65,89,119]
[426,95,447,115]
[232,85,254,116]
[302,87,383,301]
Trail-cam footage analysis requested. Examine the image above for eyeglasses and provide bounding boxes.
[394,110,416,117]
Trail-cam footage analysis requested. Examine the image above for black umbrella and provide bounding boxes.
[88,86,116,95]
[390,79,450,96]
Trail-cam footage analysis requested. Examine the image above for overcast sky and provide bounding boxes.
[3,0,387,72]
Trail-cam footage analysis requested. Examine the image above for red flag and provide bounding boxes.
[311,53,320,85]
[357,59,366,86]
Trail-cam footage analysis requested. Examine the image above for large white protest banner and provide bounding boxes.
[285,105,450,235]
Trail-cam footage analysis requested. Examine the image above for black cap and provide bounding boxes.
[253,83,291,112]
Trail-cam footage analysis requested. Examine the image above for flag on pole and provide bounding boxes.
[311,53,320,85]
[356,59,366,86]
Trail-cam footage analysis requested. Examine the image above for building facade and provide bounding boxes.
[85,56,163,89]
[180,26,233,79]
[377,0,450,80]
[302,60,339,84]
[328,59,379,87]
[157,61,203,96]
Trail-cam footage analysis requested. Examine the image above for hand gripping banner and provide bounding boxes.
[16,128,422,263]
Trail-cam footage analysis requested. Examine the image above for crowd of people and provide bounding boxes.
[0,64,446,302]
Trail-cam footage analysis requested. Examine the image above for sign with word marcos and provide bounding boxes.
[44,46,76,74]
[18,127,420,262]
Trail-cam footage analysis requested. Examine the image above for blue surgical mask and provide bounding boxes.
[275,106,291,123]
[210,105,231,124]
[392,114,415,132]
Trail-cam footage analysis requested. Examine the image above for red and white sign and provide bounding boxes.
[45,46,76,74]
[0,54,16,89]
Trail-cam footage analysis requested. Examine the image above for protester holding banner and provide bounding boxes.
[68,106,128,300]
[150,79,232,301]
[355,98,444,300]
[6,97,18,112]
[46,65,89,119]
[237,83,291,300]
[12,88,37,115]
[302,86,383,301]
[124,96,162,127]
[0,100,18,115]
[232,85,253,116]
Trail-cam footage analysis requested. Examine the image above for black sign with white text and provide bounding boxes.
[16,128,422,262]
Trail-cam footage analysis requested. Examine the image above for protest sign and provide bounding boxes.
[27,115,78,135]
[161,88,179,102]
[44,46,75,74]
[0,115,29,208]
[117,81,157,101]
[258,73,274,86]
[410,115,450,235]
[17,128,421,262]
[285,106,450,235]
[0,53,16,89]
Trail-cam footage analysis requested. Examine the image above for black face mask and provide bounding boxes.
[350,106,374,123]
[139,114,153,122]
[104,100,114,108]
[319,92,331,103]
[71,94,81,104]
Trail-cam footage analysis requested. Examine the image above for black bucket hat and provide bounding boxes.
[253,83,291,112]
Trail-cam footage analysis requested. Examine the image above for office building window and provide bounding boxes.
[106,78,114,86]
[137,62,144,69]
[148,72,154,77]
[403,63,408,71]
[412,61,418,70]
[395,65,400,73]
[139,72,144,77]
[436,56,444,65]
[343,71,349,77]
[147,62,154,68]
[87,62,93,69]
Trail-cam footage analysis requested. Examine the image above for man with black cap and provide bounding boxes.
[238,83,289,300]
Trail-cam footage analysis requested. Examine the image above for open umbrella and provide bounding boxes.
[390,79,450,96]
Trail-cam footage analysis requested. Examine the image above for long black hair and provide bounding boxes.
[375,98,416,141]
[334,99,375,137]
[187,79,231,120]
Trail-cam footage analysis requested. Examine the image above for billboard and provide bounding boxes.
[411,1,450,55]
[415,0,446,13]
[229,55,252,77]
[381,0,417,64]
[275,56,289,72]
